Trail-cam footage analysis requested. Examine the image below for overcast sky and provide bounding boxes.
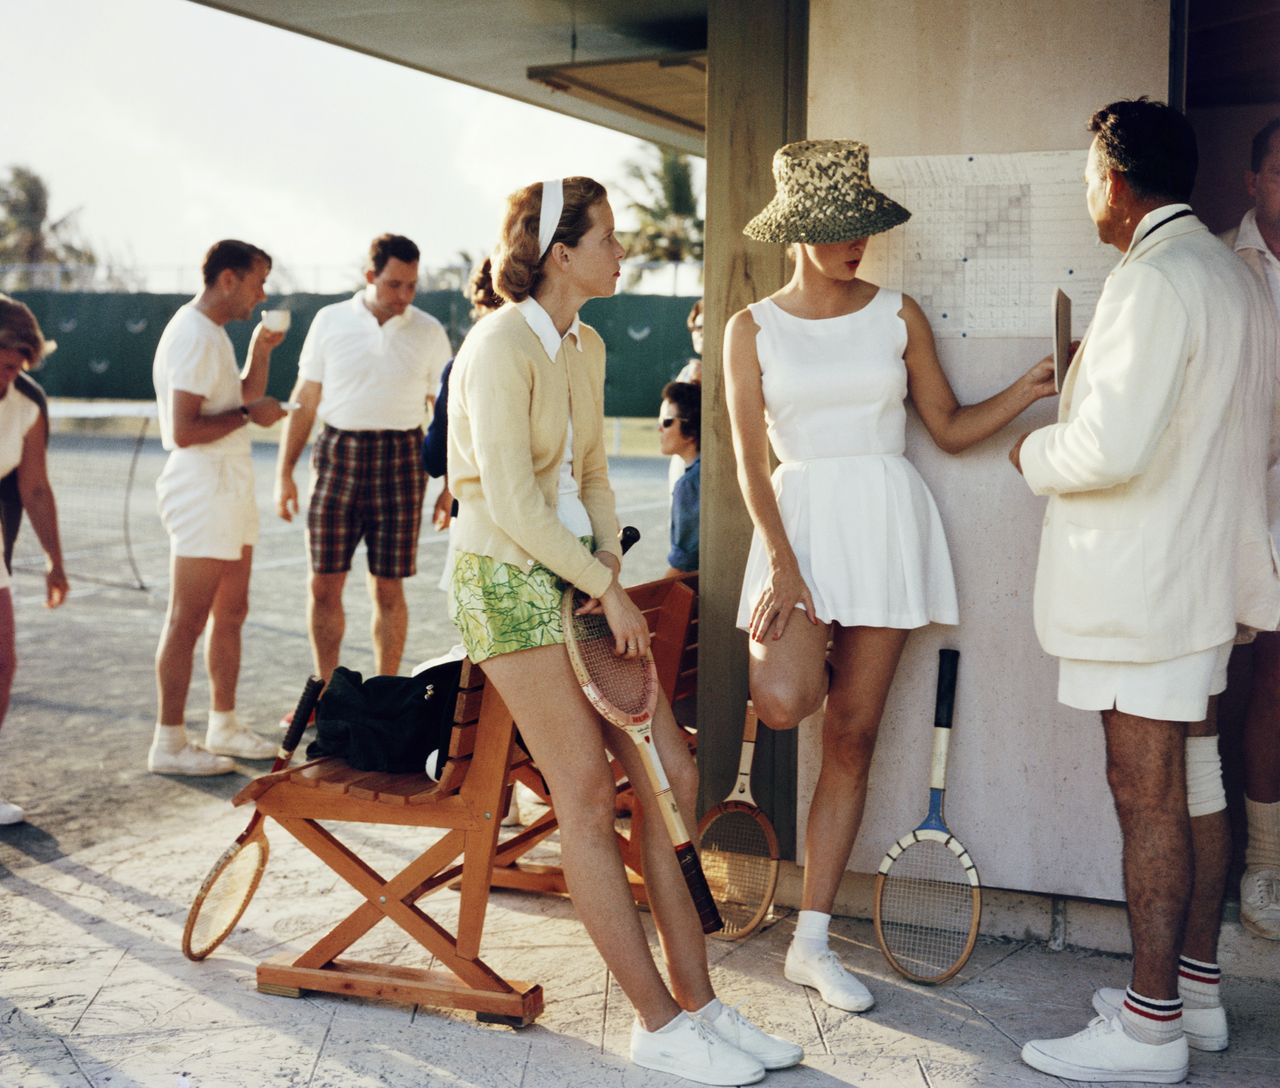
[2,0,695,292]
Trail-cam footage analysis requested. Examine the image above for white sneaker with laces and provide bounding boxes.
[630,1011,765,1085]
[0,797,25,825]
[1021,1014,1188,1083]
[148,742,235,777]
[698,1002,803,1070]
[1241,867,1280,941]
[205,722,276,760]
[1092,987,1227,1051]
[784,945,874,1012]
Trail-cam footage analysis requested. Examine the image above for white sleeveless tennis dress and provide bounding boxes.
[736,290,959,630]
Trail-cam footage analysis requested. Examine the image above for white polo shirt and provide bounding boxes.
[152,303,250,456]
[299,290,452,432]
[1234,208,1280,317]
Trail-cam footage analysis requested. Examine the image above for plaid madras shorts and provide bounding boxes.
[307,425,426,578]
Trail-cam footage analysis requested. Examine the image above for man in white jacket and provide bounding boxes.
[1224,116,1280,943]
[1011,99,1280,1084]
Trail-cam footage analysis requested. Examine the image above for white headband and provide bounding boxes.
[537,178,564,259]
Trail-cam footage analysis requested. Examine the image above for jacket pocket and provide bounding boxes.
[1052,522,1148,640]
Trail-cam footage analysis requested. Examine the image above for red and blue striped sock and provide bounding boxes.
[1118,987,1183,1046]
[1178,956,1221,1010]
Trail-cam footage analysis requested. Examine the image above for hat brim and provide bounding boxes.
[743,189,910,244]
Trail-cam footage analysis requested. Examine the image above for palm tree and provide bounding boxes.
[618,146,703,289]
[0,166,96,289]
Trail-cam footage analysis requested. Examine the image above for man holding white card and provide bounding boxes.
[275,234,452,697]
[150,240,289,776]
[1010,100,1280,1083]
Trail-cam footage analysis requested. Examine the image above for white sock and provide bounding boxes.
[152,723,186,754]
[694,997,724,1021]
[1245,798,1280,869]
[208,709,239,734]
[1118,988,1182,1047]
[647,1012,685,1034]
[1178,956,1221,1010]
[792,910,832,957]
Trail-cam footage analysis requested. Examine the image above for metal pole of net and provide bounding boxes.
[11,400,160,591]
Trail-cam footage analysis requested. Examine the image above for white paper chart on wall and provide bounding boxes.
[858,150,1117,339]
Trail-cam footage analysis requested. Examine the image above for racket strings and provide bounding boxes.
[186,840,266,958]
[878,839,975,977]
[700,810,774,935]
[571,612,656,716]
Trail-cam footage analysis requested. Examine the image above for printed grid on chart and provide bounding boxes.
[859,151,1117,339]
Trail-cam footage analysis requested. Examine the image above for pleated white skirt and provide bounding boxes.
[736,454,958,631]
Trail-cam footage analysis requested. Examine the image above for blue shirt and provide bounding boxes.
[668,456,700,572]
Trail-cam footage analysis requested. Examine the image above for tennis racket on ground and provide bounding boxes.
[562,527,723,934]
[873,648,981,984]
[697,700,780,940]
[182,675,325,961]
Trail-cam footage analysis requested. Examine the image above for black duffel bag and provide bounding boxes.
[305,660,463,776]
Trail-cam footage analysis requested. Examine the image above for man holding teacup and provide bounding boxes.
[149,239,289,776]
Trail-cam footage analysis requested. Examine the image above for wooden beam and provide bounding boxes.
[698,0,807,857]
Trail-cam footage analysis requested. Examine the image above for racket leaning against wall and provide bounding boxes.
[561,527,723,934]
[697,700,780,940]
[872,648,981,984]
[182,675,325,961]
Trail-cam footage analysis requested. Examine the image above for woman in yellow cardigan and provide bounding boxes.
[447,178,800,1084]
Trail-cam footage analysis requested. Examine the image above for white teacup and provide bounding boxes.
[261,309,291,333]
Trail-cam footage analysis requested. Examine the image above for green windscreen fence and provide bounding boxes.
[15,290,702,418]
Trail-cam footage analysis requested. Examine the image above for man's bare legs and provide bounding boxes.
[369,573,408,675]
[1241,633,1280,939]
[308,570,346,682]
[1183,712,1229,965]
[204,547,252,713]
[1101,709,1191,1000]
[156,555,231,726]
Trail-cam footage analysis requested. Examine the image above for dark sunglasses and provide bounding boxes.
[660,417,686,428]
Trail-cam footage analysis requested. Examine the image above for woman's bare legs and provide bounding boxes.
[480,643,688,1030]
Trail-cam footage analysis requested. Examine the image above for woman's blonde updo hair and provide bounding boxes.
[494,176,608,303]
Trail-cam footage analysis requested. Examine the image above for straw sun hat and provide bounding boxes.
[743,139,910,244]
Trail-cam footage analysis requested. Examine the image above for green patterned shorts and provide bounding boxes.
[450,538,594,663]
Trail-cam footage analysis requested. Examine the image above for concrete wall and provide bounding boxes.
[796,0,1171,900]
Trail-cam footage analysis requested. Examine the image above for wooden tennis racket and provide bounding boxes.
[872,648,981,984]
[182,675,325,961]
[697,700,780,940]
[561,528,723,934]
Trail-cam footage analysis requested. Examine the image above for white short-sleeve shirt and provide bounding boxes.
[152,303,249,455]
[298,290,453,431]
[0,386,41,591]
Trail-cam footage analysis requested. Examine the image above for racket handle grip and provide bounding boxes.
[280,675,325,756]
[935,649,960,729]
[676,843,724,934]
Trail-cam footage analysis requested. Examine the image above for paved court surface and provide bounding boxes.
[2,444,1278,1087]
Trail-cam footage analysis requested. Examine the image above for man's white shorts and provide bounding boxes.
[1057,639,1233,723]
[156,449,258,561]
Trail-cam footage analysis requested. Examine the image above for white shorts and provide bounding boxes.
[1057,640,1233,723]
[156,449,258,561]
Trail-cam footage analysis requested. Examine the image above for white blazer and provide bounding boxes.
[1020,207,1280,663]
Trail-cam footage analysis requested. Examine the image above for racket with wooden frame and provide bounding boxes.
[182,675,325,961]
[873,648,981,984]
[697,700,780,940]
[561,527,723,934]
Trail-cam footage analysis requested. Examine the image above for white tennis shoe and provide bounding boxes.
[147,742,234,777]
[697,1002,803,1069]
[1092,988,1227,1051]
[630,1011,765,1085]
[0,797,25,825]
[1241,867,1280,940]
[205,721,276,760]
[784,945,875,1012]
[1021,1014,1188,1083]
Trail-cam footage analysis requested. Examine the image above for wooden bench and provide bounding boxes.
[233,573,698,1026]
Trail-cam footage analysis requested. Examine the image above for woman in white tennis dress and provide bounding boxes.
[724,140,1054,1012]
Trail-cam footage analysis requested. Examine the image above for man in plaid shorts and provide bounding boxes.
[276,234,452,693]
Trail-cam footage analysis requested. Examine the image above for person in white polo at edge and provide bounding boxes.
[1010,99,1280,1084]
[276,234,452,702]
[150,240,289,776]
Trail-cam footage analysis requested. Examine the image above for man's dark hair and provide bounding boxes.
[369,233,421,275]
[1251,117,1280,173]
[202,240,271,287]
[662,380,701,449]
[1088,98,1198,203]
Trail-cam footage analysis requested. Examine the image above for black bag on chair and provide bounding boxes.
[306,660,463,776]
